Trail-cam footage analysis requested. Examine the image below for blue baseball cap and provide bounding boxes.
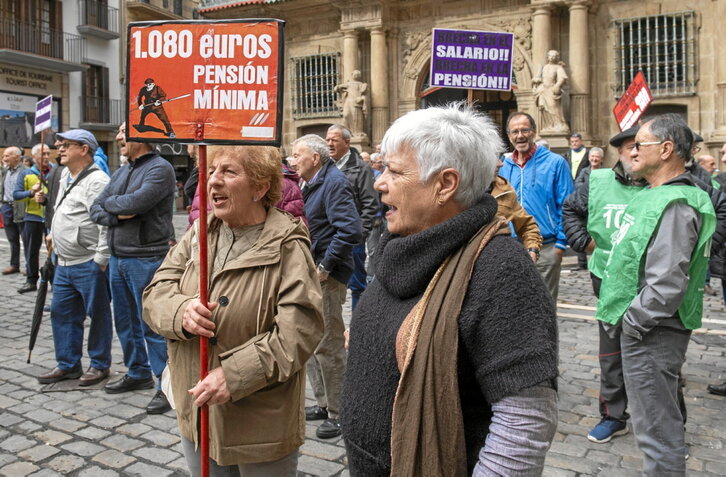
[56,129,99,154]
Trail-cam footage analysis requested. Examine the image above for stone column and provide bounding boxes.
[369,27,389,146]
[569,1,590,137]
[714,0,726,142]
[342,30,359,84]
[531,7,552,128]
[531,7,552,79]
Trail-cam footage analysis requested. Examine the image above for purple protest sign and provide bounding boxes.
[34,95,53,134]
[430,29,514,91]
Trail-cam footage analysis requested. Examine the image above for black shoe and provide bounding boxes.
[18,282,37,294]
[37,364,82,384]
[316,418,341,439]
[146,390,172,414]
[104,375,154,394]
[305,405,328,421]
[707,382,726,396]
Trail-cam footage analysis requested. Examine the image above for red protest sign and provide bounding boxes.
[126,19,284,145]
[613,71,652,132]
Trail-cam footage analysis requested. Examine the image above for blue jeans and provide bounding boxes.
[109,256,167,386]
[50,259,113,370]
[347,243,367,310]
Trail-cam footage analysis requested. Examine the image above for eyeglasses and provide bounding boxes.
[507,128,534,136]
[58,141,83,150]
[633,141,663,151]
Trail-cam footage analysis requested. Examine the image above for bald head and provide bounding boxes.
[2,147,22,168]
[698,154,718,175]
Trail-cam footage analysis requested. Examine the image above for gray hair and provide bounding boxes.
[381,103,503,208]
[645,114,692,161]
[590,147,604,157]
[327,124,351,141]
[293,134,331,164]
[31,143,48,156]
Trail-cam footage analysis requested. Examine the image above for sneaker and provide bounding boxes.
[316,418,341,439]
[587,418,628,443]
[305,405,328,421]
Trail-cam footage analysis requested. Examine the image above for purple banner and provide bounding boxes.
[430,29,514,91]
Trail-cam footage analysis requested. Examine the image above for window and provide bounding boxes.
[291,53,341,119]
[82,64,110,123]
[613,12,696,97]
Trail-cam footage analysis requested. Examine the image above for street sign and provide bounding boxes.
[613,71,652,131]
[430,28,514,91]
[126,19,284,146]
[34,95,52,134]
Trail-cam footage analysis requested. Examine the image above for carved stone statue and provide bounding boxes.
[532,50,569,133]
[334,70,368,137]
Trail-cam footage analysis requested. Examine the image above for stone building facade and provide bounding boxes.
[198,0,724,164]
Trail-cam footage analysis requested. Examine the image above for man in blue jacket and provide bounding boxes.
[90,122,176,414]
[499,112,574,301]
[290,134,362,439]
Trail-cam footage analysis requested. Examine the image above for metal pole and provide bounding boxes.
[197,144,210,477]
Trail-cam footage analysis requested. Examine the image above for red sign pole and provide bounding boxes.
[197,135,210,477]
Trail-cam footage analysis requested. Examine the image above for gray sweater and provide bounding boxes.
[90,152,176,258]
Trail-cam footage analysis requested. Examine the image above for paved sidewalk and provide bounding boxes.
[0,216,724,476]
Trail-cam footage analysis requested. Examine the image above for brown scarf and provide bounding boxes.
[391,217,510,477]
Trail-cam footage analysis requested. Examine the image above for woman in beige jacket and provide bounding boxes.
[143,146,324,476]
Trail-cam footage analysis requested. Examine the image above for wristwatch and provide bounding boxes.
[317,263,330,274]
[527,248,541,259]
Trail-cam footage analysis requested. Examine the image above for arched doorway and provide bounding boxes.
[419,70,518,149]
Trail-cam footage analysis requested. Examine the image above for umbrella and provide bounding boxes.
[27,256,55,363]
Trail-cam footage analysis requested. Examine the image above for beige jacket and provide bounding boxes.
[491,176,543,251]
[142,208,324,465]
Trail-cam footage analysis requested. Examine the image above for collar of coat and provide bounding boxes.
[192,207,310,273]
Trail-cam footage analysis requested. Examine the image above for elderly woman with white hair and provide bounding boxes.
[341,105,559,476]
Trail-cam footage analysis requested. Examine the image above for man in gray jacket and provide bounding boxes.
[90,122,176,414]
[37,129,113,386]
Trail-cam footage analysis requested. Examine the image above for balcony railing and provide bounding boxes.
[81,97,124,125]
[78,0,120,35]
[0,18,86,64]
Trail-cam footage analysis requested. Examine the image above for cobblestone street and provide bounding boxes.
[0,214,725,476]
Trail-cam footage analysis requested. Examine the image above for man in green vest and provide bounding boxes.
[597,114,716,475]
[562,126,646,444]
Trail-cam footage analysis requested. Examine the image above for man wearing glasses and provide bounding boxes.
[597,115,716,474]
[37,130,113,387]
[499,112,574,302]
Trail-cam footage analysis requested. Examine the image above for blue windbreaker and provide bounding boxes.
[499,146,574,249]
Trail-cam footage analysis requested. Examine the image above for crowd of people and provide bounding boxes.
[1,103,726,476]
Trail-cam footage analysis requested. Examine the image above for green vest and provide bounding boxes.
[596,184,716,330]
[587,169,643,278]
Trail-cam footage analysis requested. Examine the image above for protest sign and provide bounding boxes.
[430,28,514,91]
[34,95,52,134]
[613,71,652,131]
[126,19,284,145]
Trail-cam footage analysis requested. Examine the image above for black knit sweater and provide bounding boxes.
[341,195,559,475]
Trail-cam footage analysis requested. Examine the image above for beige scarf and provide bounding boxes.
[391,217,510,477]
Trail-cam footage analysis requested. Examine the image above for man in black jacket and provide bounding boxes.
[90,122,176,414]
[326,125,379,309]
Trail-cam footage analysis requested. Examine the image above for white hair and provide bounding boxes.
[380,103,503,208]
[292,134,331,163]
[31,143,48,156]
[590,147,604,156]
